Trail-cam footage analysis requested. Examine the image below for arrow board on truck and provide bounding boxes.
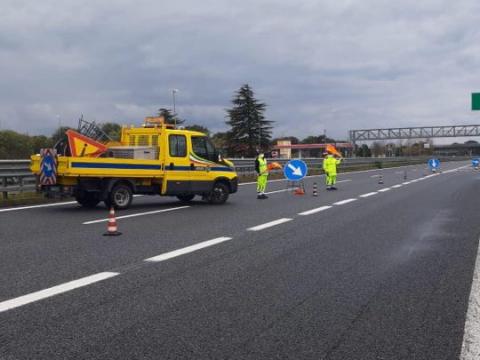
[284,159,308,181]
[66,129,108,157]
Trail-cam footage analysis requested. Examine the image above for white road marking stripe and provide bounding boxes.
[83,206,189,225]
[378,188,391,192]
[360,192,378,198]
[145,237,232,262]
[460,238,480,359]
[0,272,119,313]
[265,188,294,195]
[333,198,357,205]
[247,218,293,231]
[402,181,412,185]
[391,184,402,188]
[298,206,332,216]
[0,201,78,213]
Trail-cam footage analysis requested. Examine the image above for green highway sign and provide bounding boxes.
[472,93,480,110]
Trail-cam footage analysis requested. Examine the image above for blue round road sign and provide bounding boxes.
[472,159,480,167]
[284,159,308,181]
[428,158,440,169]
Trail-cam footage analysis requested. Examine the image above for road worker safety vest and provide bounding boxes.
[322,155,341,175]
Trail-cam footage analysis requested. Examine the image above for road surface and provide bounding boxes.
[1,161,479,359]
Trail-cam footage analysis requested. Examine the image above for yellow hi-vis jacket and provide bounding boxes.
[323,155,341,175]
[256,156,268,175]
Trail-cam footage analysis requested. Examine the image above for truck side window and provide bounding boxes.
[192,136,217,162]
[169,135,187,157]
[192,136,208,159]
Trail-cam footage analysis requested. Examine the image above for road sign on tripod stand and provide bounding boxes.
[284,159,308,194]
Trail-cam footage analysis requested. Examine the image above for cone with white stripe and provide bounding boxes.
[378,174,384,184]
[103,207,122,236]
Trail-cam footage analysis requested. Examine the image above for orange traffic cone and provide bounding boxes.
[294,187,305,195]
[103,207,122,236]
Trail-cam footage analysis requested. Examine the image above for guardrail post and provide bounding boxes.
[2,176,7,200]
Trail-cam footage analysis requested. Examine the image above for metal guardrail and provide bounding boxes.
[0,156,469,199]
[0,160,36,199]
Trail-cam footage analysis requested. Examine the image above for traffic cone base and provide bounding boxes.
[294,187,305,195]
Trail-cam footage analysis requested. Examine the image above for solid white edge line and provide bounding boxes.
[247,218,293,231]
[378,188,391,192]
[391,184,402,188]
[359,192,378,198]
[0,272,119,313]
[298,206,332,216]
[83,206,190,224]
[333,198,357,206]
[403,181,412,185]
[0,201,78,213]
[460,238,480,359]
[144,237,232,262]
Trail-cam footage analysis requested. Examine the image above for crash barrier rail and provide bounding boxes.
[0,160,36,199]
[230,156,469,175]
[0,156,469,199]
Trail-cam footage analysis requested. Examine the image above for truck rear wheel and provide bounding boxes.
[177,194,195,202]
[75,193,100,208]
[207,182,229,204]
[106,184,133,210]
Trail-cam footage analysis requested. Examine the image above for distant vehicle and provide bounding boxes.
[30,117,238,209]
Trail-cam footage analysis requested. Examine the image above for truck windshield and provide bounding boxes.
[192,136,217,162]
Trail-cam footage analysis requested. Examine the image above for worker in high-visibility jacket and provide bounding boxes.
[255,152,269,199]
[323,152,342,190]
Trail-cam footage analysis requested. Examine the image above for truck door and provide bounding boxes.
[165,134,191,194]
[190,135,218,193]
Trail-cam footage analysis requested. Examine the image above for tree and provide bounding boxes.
[0,130,35,159]
[211,132,229,153]
[157,108,184,125]
[355,144,371,157]
[301,135,336,144]
[185,124,210,135]
[50,126,72,145]
[100,122,122,141]
[226,84,273,157]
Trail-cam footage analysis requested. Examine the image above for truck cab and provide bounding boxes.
[30,117,238,209]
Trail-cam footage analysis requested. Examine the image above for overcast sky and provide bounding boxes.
[1,0,479,140]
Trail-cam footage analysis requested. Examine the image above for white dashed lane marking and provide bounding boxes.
[360,192,378,198]
[0,272,119,313]
[145,237,233,262]
[83,206,190,225]
[247,218,293,231]
[333,198,357,206]
[298,206,332,216]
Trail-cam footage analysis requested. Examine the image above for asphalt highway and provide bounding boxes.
[1,161,479,359]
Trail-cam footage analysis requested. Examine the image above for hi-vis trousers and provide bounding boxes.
[257,174,268,193]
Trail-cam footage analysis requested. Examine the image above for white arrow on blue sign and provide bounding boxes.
[284,159,308,181]
[428,158,440,168]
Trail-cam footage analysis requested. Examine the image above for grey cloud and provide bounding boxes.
[0,0,479,141]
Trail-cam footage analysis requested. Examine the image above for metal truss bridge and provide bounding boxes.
[349,125,480,145]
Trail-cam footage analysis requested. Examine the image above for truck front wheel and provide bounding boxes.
[207,182,229,204]
[106,184,133,210]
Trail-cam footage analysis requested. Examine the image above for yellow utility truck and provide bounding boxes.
[30,117,238,209]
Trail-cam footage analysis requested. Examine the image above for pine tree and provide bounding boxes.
[157,108,184,125]
[226,84,273,157]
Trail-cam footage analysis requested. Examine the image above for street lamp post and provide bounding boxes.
[172,89,179,127]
